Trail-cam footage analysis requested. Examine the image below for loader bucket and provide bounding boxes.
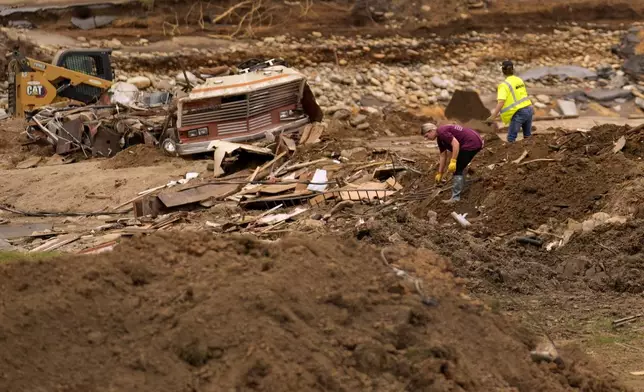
[445,89,496,133]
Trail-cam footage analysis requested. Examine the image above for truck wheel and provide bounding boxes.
[161,138,178,156]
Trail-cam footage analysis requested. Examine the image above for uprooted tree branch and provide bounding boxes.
[160,0,297,38]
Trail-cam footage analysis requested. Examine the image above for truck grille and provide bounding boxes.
[181,79,302,128]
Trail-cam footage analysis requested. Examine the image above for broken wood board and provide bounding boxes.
[256,183,298,195]
[630,371,644,376]
[15,156,42,169]
[299,123,325,145]
[240,190,314,209]
[276,158,334,176]
[308,192,337,206]
[385,177,403,191]
[257,207,308,226]
[29,234,81,253]
[209,140,273,177]
[373,164,408,180]
[613,136,626,154]
[337,189,395,202]
[78,240,118,255]
[334,181,394,201]
[280,135,297,152]
[134,195,167,218]
[158,183,239,208]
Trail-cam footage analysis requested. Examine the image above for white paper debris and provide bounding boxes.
[307,169,328,192]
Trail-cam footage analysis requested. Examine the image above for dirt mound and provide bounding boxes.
[98,144,180,169]
[0,233,627,391]
[415,125,644,234]
[345,203,644,296]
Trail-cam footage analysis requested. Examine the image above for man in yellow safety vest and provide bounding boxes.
[486,60,534,142]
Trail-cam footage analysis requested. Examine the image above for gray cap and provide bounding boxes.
[420,123,437,135]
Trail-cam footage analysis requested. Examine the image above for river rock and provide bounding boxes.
[126,76,151,89]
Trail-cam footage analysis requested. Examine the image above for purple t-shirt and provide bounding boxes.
[436,125,483,152]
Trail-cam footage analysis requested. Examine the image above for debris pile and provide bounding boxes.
[27,103,169,158]
[0,233,628,391]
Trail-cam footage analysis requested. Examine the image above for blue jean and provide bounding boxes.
[507,106,533,142]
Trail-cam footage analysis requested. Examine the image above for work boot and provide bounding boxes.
[442,175,464,204]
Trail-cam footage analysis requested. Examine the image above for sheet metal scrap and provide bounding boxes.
[26,103,170,158]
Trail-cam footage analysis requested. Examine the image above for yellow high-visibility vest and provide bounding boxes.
[497,75,532,125]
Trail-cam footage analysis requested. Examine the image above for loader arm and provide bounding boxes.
[9,50,113,117]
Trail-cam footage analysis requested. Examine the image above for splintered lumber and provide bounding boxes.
[276,158,333,175]
[240,190,314,209]
[298,123,325,145]
[612,136,626,154]
[256,183,298,195]
[30,234,81,253]
[209,140,273,178]
[158,183,239,208]
[385,177,403,191]
[15,157,43,169]
[335,181,393,201]
[280,135,297,152]
[612,314,642,327]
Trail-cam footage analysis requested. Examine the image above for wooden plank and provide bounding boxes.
[337,189,394,201]
[256,183,297,195]
[133,195,166,218]
[158,183,240,208]
[30,234,81,253]
[15,156,42,169]
[385,177,403,191]
[299,123,325,145]
[240,190,314,208]
[280,135,297,151]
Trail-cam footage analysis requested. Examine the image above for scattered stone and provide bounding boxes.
[311,32,322,38]
[126,76,151,89]
[333,110,351,121]
[356,122,370,130]
[636,97,644,110]
[349,114,368,127]
[535,94,551,104]
[175,71,200,86]
[431,76,449,89]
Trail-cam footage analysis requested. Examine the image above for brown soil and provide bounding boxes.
[98,144,182,169]
[416,125,644,234]
[345,198,644,296]
[0,233,628,391]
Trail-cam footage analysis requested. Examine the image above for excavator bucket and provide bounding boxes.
[445,90,496,133]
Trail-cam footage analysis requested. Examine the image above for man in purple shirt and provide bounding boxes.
[421,122,484,203]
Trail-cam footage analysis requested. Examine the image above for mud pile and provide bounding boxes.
[0,233,627,391]
[418,124,644,233]
[98,144,180,169]
[348,204,644,296]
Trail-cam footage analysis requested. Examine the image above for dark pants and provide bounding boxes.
[455,149,480,175]
[508,106,533,142]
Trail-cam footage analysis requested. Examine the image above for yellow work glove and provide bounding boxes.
[448,159,457,173]
[435,172,443,184]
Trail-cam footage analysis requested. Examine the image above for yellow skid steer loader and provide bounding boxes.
[7,49,114,117]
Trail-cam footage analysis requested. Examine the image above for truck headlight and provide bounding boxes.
[187,127,209,137]
[279,110,293,119]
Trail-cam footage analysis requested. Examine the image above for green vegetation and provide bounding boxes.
[0,251,59,264]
